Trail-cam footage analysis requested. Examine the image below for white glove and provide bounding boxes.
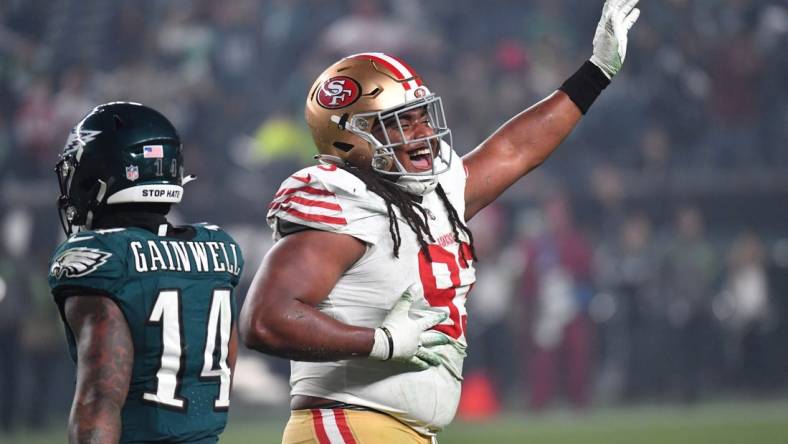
[369,284,449,370]
[589,0,641,79]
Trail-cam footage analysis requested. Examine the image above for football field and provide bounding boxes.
[6,397,788,444]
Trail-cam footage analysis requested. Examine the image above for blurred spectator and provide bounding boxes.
[445,51,499,151]
[0,254,24,433]
[520,194,595,410]
[638,126,672,174]
[663,205,721,402]
[318,0,443,60]
[156,3,215,84]
[51,66,94,137]
[225,112,315,205]
[715,231,772,390]
[13,78,56,175]
[208,0,263,92]
[19,247,61,428]
[0,116,11,175]
[0,207,33,432]
[704,30,763,167]
[463,203,520,413]
[232,112,315,169]
[595,211,667,401]
[588,162,626,239]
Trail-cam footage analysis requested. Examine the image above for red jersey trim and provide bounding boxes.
[282,207,347,225]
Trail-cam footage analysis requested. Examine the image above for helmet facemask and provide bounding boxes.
[345,94,453,195]
[55,153,78,235]
[54,140,108,235]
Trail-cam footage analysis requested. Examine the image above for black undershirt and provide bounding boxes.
[92,203,195,241]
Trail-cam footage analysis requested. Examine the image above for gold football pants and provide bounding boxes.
[282,408,435,444]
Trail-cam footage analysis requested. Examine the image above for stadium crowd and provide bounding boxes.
[1,0,787,431]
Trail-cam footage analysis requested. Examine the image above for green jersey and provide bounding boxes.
[48,223,244,444]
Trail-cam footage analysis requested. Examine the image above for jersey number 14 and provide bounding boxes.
[143,288,233,411]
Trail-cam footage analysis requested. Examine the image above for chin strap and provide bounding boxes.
[315,154,347,166]
[395,175,438,196]
[80,179,108,233]
[182,174,197,185]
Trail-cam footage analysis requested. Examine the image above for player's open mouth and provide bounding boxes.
[408,147,433,171]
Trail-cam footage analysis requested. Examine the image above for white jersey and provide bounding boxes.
[266,153,476,435]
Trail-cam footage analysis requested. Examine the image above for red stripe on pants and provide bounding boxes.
[310,409,331,444]
[333,409,357,444]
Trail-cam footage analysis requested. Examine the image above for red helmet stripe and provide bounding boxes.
[389,54,423,87]
[351,52,418,90]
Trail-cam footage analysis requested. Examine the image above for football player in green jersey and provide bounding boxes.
[48,102,244,444]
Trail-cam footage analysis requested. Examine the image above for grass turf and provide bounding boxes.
[4,398,787,443]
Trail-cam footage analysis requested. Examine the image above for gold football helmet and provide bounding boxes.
[305,52,452,195]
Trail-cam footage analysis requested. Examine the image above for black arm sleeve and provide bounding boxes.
[276,219,315,237]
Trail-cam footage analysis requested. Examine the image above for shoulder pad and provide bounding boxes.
[436,150,468,216]
[48,233,127,295]
[281,164,372,197]
[191,223,245,286]
[267,165,387,243]
[195,223,223,231]
[192,223,234,242]
[438,150,467,195]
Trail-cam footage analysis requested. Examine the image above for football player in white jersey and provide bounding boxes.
[240,1,640,442]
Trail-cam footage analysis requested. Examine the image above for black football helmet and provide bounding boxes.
[55,102,193,235]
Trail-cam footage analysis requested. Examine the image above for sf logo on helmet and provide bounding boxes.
[317,76,361,109]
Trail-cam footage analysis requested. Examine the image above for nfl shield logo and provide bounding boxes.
[126,165,139,181]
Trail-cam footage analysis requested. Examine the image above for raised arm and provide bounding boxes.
[463,0,640,220]
[463,92,582,220]
[64,296,133,444]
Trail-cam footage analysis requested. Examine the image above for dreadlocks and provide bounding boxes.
[342,165,434,260]
[341,165,477,263]
[435,183,477,263]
